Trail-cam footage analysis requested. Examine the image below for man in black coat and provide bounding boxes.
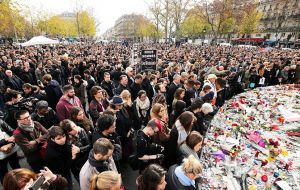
[187,99,206,135]
[143,75,156,102]
[183,80,196,108]
[92,114,122,170]
[101,72,114,98]
[4,70,23,91]
[20,65,36,85]
[42,74,63,110]
[110,64,123,87]
[114,75,130,95]
[125,66,135,87]
[31,101,59,129]
[130,74,143,101]
[167,74,181,113]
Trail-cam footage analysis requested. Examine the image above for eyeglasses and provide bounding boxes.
[19,115,31,121]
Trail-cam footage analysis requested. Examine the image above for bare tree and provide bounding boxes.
[171,0,192,38]
[149,0,173,42]
[149,0,163,41]
[195,0,253,39]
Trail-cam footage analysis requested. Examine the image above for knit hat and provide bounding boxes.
[36,100,48,109]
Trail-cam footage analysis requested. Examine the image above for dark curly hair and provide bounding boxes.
[137,164,166,190]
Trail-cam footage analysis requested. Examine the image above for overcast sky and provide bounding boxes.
[21,0,150,36]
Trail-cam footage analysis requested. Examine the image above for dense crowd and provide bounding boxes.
[0,42,299,190]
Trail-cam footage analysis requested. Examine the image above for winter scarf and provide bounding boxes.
[18,122,35,133]
[136,97,150,118]
[175,120,188,145]
[175,166,196,188]
[88,150,117,173]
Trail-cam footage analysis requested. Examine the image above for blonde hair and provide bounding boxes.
[89,171,121,190]
[182,155,202,175]
[120,90,132,106]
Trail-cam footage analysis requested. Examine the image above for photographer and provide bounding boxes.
[136,119,165,172]
[22,83,46,101]
[3,167,68,190]
[4,89,38,128]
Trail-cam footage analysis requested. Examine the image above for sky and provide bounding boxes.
[20,0,150,36]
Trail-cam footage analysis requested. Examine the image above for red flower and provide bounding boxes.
[261,175,268,182]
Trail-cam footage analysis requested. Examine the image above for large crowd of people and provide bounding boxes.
[0,42,299,190]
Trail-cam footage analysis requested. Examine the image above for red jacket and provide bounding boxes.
[56,96,83,121]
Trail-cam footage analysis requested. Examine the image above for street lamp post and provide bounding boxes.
[202,28,206,45]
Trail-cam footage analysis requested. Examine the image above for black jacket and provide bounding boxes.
[100,80,114,98]
[130,82,142,101]
[69,128,91,168]
[142,79,154,101]
[45,140,72,178]
[191,112,206,136]
[164,127,179,168]
[23,89,47,101]
[31,108,59,129]
[114,84,130,95]
[216,88,228,108]
[92,130,122,161]
[86,77,96,102]
[166,165,198,190]
[44,80,63,110]
[4,75,23,90]
[116,108,133,143]
[184,87,196,108]
[20,71,36,85]
[167,82,181,106]
[136,130,163,170]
